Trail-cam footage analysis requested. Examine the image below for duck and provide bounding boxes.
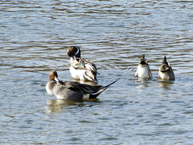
[135,54,152,79]
[46,70,119,100]
[158,56,175,80]
[67,46,99,83]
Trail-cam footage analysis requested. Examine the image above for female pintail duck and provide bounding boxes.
[67,46,99,84]
[158,56,175,80]
[46,70,119,100]
[135,54,152,79]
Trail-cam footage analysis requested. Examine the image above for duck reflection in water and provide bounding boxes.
[45,99,83,113]
[135,77,151,89]
[159,80,174,90]
[45,99,100,113]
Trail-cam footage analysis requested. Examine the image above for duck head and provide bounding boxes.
[49,70,59,82]
[67,46,81,59]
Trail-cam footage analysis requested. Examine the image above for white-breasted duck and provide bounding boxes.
[67,46,99,84]
[135,54,152,79]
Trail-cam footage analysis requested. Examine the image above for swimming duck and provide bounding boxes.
[158,56,175,80]
[135,54,152,79]
[46,70,119,100]
[67,46,99,83]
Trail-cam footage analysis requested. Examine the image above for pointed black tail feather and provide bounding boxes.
[89,78,120,98]
[103,78,120,88]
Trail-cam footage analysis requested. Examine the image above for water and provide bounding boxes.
[1,0,193,144]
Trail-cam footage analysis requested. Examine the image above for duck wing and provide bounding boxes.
[63,78,119,98]
[71,58,99,75]
[62,81,101,95]
[80,58,99,75]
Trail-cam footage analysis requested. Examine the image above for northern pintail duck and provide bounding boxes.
[158,56,175,80]
[67,46,99,83]
[135,54,152,79]
[46,70,119,100]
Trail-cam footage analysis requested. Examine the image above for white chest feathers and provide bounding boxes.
[70,66,86,80]
[136,64,152,78]
[159,71,169,80]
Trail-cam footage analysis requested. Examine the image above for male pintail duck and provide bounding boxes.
[46,70,119,100]
[135,54,152,79]
[67,46,99,83]
[158,56,175,80]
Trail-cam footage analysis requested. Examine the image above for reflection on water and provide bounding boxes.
[45,99,83,113]
[159,80,174,90]
[135,77,152,89]
[45,98,100,113]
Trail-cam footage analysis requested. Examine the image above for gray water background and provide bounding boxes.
[1,0,193,144]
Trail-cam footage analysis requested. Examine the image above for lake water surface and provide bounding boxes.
[1,0,193,144]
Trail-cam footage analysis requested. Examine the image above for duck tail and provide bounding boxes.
[103,78,120,88]
[167,59,171,67]
[89,78,120,98]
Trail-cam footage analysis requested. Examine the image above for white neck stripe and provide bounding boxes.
[74,46,80,56]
